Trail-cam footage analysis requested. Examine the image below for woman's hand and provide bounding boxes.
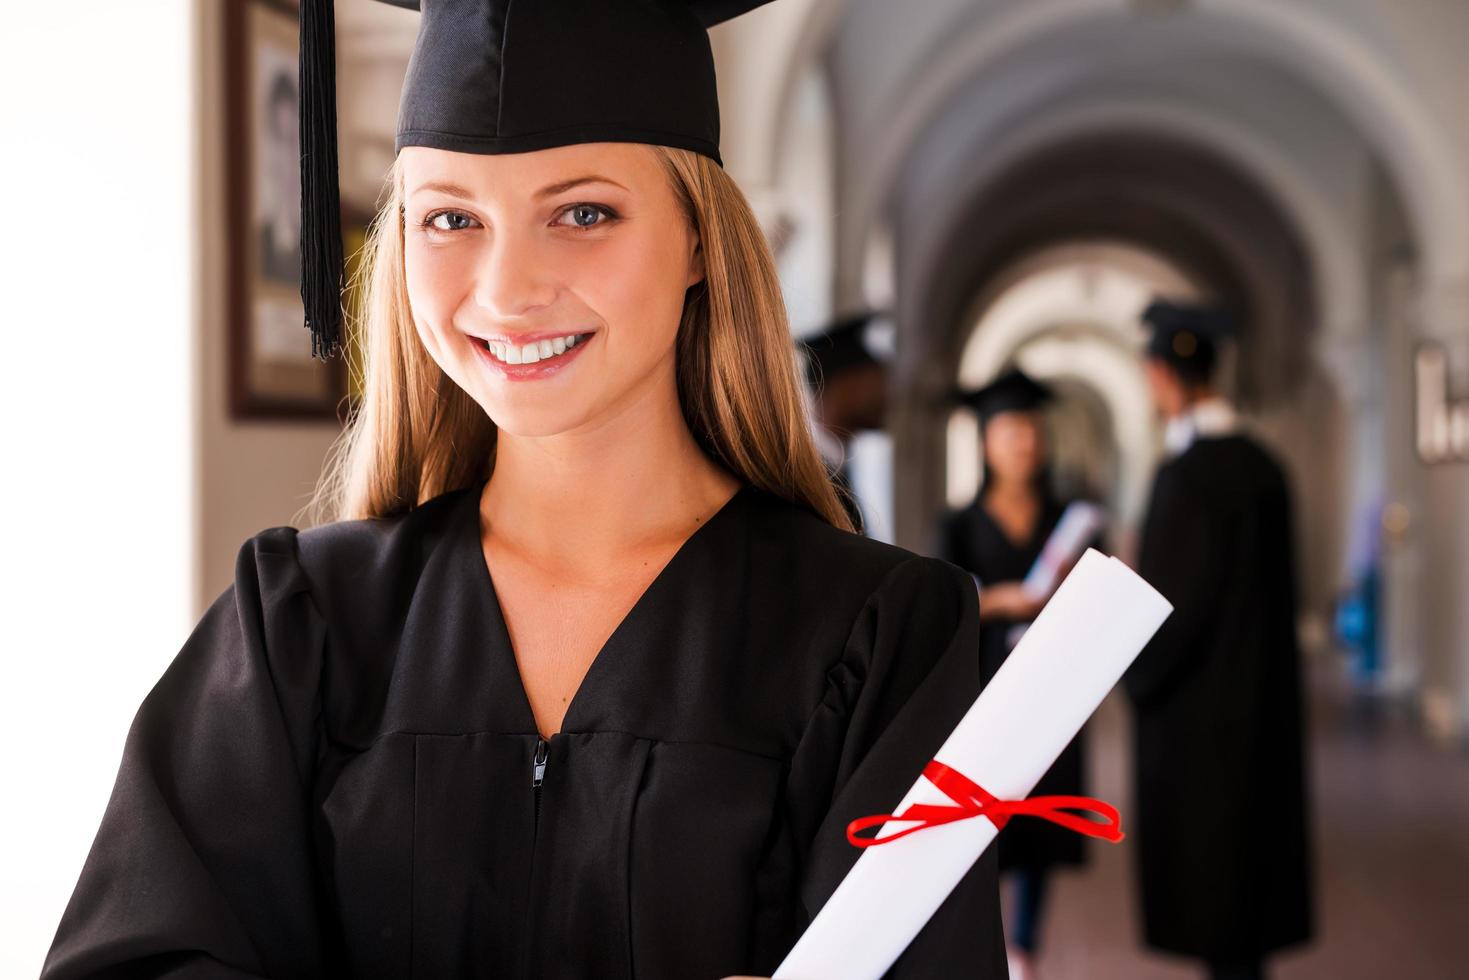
[977,581,1046,622]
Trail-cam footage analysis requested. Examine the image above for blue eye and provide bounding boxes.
[556,203,617,229]
[422,209,478,233]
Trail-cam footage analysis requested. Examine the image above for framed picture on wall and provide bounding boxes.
[224,0,361,421]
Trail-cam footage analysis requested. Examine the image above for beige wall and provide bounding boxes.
[193,0,342,615]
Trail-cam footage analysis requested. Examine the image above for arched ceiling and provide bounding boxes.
[815,0,1469,285]
[895,132,1315,410]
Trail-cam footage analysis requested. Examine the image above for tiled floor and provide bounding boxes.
[1015,665,1469,979]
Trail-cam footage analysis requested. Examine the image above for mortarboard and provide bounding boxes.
[953,368,1054,426]
[1140,298,1237,377]
[298,0,778,361]
[800,311,891,388]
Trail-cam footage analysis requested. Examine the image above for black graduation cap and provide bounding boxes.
[297,0,778,361]
[1140,298,1237,377]
[953,368,1053,425]
[800,311,890,387]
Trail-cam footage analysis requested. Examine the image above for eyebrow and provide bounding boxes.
[408,175,629,200]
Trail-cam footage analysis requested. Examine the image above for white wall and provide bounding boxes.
[0,2,196,974]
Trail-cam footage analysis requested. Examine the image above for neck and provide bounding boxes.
[1170,385,1221,419]
[986,474,1037,502]
[481,373,739,571]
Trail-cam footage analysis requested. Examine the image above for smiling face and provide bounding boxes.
[982,410,1047,486]
[399,142,704,437]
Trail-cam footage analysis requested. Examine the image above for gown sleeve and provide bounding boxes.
[1124,463,1226,707]
[40,527,334,979]
[930,510,984,597]
[785,555,1007,978]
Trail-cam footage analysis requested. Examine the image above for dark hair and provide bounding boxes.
[1141,298,1230,389]
[1150,343,1217,388]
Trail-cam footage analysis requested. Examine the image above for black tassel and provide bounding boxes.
[299,0,344,361]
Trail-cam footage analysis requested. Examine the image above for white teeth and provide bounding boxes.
[482,332,588,365]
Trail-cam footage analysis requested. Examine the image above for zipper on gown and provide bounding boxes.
[520,737,551,980]
[532,737,548,834]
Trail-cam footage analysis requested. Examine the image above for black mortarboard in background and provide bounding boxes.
[298,0,778,360]
[1140,298,1237,382]
[800,311,890,387]
[954,368,1054,426]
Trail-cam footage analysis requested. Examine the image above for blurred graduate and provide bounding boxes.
[800,310,891,535]
[934,369,1105,976]
[1125,300,1315,980]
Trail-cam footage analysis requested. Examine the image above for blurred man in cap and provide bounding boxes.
[800,311,891,535]
[1125,298,1315,980]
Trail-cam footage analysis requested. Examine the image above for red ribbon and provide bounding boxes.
[846,760,1125,848]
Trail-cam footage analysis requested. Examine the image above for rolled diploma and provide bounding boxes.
[773,549,1172,980]
[1007,501,1108,651]
[1021,501,1106,598]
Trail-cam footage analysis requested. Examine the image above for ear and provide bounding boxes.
[686,234,706,289]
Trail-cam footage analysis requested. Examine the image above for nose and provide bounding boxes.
[473,228,558,321]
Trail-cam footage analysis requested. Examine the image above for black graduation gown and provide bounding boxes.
[934,495,1093,872]
[1124,434,1314,960]
[41,475,1006,979]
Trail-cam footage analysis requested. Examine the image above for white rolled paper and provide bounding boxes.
[773,549,1172,980]
[1006,501,1109,652]
[1021,501,1106,598]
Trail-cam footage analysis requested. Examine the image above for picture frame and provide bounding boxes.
[224,0,361,421]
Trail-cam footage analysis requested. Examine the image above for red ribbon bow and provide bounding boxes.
[846,759,1125,848]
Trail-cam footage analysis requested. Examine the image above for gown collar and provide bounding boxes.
[1163,396,1238,457]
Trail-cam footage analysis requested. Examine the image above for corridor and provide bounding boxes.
[1033,663,1468,978]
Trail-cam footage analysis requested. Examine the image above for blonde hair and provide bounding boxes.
[300,144,855,533]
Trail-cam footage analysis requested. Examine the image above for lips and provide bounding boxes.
[470,329,593,381]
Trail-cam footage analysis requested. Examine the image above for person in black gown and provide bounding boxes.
[800,311,892,536]
[934,369,1103,977]
[1124,300,1314,980]
[39,2,1006,978]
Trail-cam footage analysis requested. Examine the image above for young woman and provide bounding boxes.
[935,369,1104,979]
[40,1,1005,977]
